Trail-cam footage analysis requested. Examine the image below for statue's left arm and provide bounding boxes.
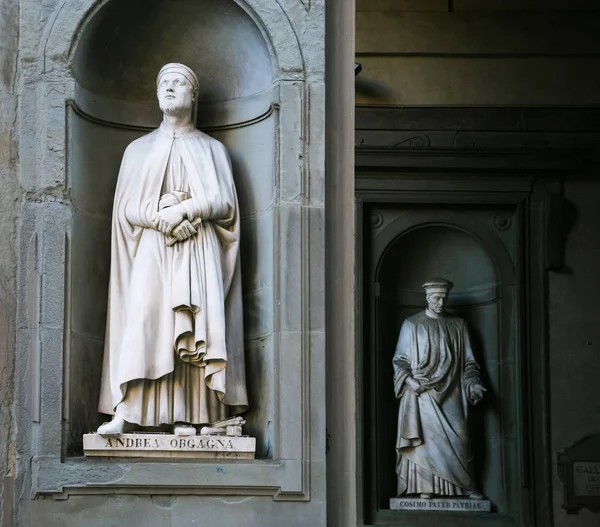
[462,320,486,404]
[178,141,236,225]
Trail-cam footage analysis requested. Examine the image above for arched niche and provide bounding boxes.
[71,0,275,129]
[366,214,519,515]
[66,0,280,457]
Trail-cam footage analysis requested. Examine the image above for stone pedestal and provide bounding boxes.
[83,433,256,459]
[390,497,491,513]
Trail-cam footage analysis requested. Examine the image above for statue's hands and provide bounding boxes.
[172,219,197,241]
[159,191,191,210]
[407,377,425,395]
[165,220,197,247]
[158,193,180,210]
[468,383,486,405]
[153,206,185,235]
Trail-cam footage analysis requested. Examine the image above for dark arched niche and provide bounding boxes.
[371,224,509,512]
[66,0,276,457]
[72,0,274,128]
[378,225,498,297]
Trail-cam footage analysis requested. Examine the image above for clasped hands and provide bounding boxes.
[153,192,198,245]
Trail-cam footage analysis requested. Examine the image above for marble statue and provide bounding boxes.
[392,279,486,500]
[96,63,248,437]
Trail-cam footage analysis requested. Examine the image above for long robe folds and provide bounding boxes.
[393,311,481,496]
[98,123,248,426]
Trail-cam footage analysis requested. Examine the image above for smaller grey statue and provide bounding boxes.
[393,279,486,500]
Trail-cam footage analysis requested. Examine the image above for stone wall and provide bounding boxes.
[0,0,19,525]
[356,2,600,106]
[550,178,600,527]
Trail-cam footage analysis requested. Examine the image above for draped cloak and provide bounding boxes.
[393,311,481,496]
[98,123,248,424]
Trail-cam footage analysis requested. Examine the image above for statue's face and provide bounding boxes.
[426,292,448,314]
[157,72,195,117]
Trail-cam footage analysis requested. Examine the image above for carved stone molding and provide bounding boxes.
[355,106,600,172]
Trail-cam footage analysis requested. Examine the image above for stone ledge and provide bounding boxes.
[83,433,256,460]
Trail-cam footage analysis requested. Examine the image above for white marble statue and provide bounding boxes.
[97,63,248,436]
[393,279,486,499]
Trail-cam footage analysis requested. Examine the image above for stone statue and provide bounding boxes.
[392,279,486,500]
[96,63,248,437]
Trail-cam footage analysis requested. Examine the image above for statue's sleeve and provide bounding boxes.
[462,320,482,390]
[116,146,158,229]
[124,200,157,229]
[392,320,415,398]
[180,141,235,224]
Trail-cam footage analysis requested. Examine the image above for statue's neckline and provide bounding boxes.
[425,309,442,319]
[158,122,195,138]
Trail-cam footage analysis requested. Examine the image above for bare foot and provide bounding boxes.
[419,493,434,499]
[174,423,196,436]
[97,416,126,436]
[469,491,484,500]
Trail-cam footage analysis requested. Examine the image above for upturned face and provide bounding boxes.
[157,72,195,117]
[426,292,448,314]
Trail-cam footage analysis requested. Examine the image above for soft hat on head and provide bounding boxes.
[422,278,453,294]
[156,63,199,91]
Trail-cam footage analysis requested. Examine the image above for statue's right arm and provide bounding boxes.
[124,199,158,229]
[392,321,414,398]
[114,145,159,230]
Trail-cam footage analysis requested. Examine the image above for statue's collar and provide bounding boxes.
[425,309,442,319]
[158,122,195,139]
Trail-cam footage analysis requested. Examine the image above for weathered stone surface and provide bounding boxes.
[26,491,327,527]
[0,0,18,93]
[0,1,19,525]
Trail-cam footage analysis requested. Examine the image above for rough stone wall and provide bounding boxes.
[0,0,19,525]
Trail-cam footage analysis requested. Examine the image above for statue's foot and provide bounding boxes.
[174,423,196,436]
[97,416,127,436]
[419,493,434,499]
[469,491,484,500]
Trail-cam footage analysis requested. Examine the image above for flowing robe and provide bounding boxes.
[393,311,481,496]
[98,123,248,426]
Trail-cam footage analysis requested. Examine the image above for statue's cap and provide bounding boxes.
[156,63,199,91]
[422,278,453,294]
